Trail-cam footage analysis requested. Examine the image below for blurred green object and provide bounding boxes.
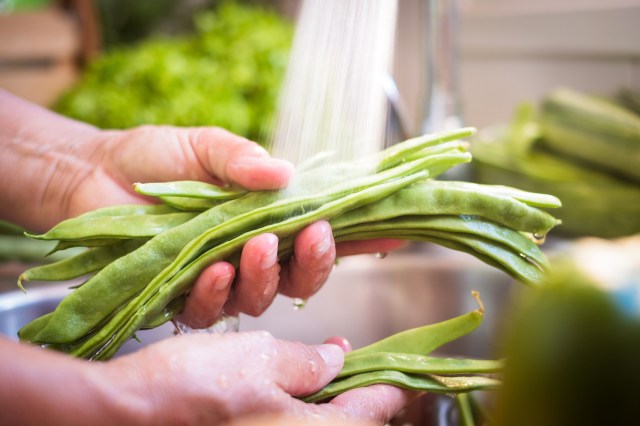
[53,2,293,143]
[0,0,50,12]
[471,89,640,239]
[496,247,640,426]
[0,221,82,264]
[540,88,640,183]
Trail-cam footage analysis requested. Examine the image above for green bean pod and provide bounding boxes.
[134,180,246,200]
[331,180,561,236]
[334,215,549,269]
[338,353,502,378]
[158,196,221,211]
[18,239,146,288]
[71,172,430,359]
[26,212,198,242]
[302,370,501,403]
[349,297,483,358]
[338,229,544,286]
[16,127,562,361]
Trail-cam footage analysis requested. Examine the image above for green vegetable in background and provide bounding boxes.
[539,88,640,183]
[471,91,640,239]
[17,128,560,360]
[53,2,293,143]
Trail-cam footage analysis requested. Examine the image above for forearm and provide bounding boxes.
[0,336,152,425]
[0,89,100,231]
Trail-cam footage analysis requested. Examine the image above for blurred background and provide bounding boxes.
[1,1,639,424]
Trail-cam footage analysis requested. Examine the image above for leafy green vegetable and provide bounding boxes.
[54,2,293,143]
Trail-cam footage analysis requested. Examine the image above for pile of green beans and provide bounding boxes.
[17,128,561,360]
[302,293,501,403]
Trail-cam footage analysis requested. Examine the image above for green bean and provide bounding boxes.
[23,150,432,348]
[18,239,146,289]
[348,297,484,358]
[457,393,476,426]
[301,370,501,403]
[158,196,220,211]
[338,230,544,285]
[71,172,429,359]
[338,353,503,378]
[17,127,562,360]
[70,204,178,219]
[19,191,282,343]
[376,127,476,171]
[27,212,197,242]
[291,137,472,193]
[0,235,79,263]
[49,238,143,253]
[330,180,561,235]
[134,180,246,200]
[334,215,549,269]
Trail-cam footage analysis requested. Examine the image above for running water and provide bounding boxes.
[269,0,399,193]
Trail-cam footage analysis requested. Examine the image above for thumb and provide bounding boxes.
[191,127,294,190]
[271,342,345,397]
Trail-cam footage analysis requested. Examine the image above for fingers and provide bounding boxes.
[225,233,281,317]
[327,385,419,424]
[176,262,235,328]
[191,127,294,190]
[270,341,345,396]
[278,221,336,299]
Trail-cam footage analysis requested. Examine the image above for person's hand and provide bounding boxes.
[101,331,415,424]
[57,126,404,327]
[0,91,405,328]
[0,332,416,425]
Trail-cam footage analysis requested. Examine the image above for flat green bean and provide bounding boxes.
[18,239,146,288]
[302,370,501,403]
[17,127,562,361]
[134,180,245,200]
[71,172,429,359]
[331,180,561,235]
[158,196,220,211]
[338,353,503,378]
[349,300,483,358]
[27,212,197,241]
[334,215,549,269]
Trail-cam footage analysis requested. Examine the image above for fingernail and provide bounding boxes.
[260,235,279,270]
[314,344,344,371]
[212,273,233,291]
[312,226,332,257]
[246,144,270,158]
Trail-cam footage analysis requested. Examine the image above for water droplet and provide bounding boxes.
[309,359,318,374]
[173,314,239,334]
[533,232,546,244]
[292,298,307,310]
[375,252,388,259]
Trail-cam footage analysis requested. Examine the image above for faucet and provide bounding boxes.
[385,0,463,146]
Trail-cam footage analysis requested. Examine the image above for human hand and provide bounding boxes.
[0,92,404,327]
[101,331,415,425]
[78,126,404,327]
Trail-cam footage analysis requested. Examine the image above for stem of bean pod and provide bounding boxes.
[457,393,477,426]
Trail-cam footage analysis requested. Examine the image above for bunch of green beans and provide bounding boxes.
[302,293,501,403]
[17,128,561,360]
